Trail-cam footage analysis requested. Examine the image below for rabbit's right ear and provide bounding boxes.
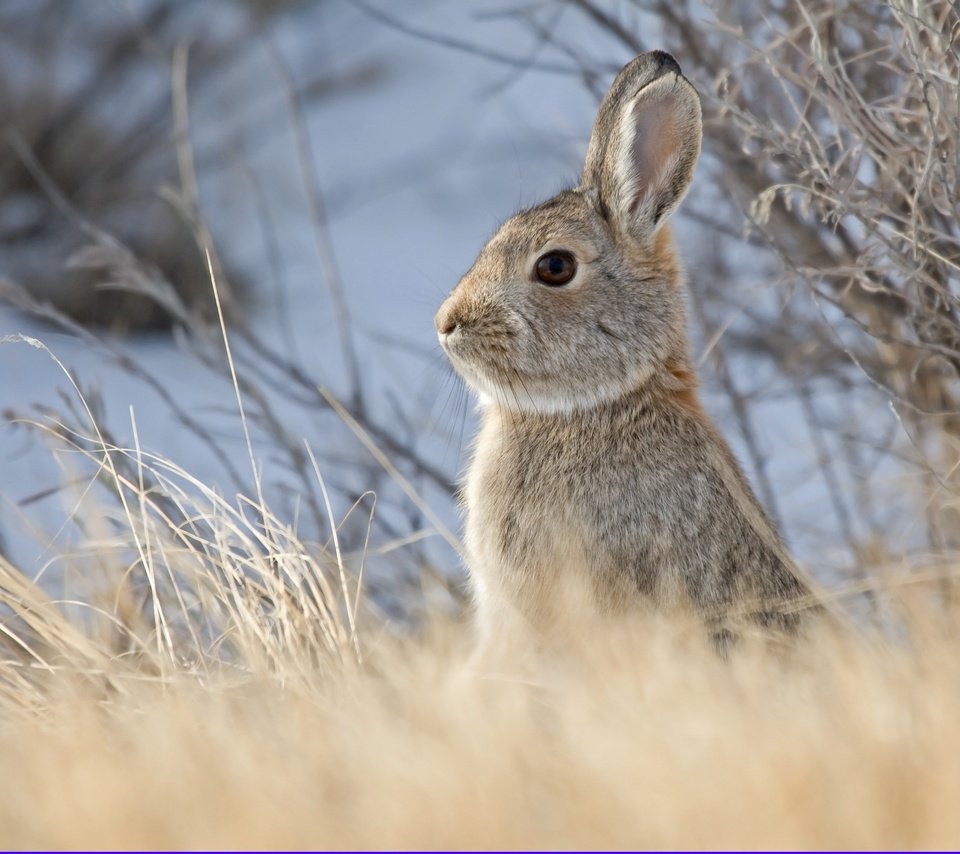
[581,52,702,244]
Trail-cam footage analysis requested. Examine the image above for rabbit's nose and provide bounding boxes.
[435,300,459,338]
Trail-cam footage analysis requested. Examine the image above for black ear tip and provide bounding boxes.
[650,50,682,76]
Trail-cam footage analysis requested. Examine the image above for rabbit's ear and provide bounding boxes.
[581,53,702,243]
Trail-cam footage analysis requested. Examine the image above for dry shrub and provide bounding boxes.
[0,2,380,331]
[0,2,242,329]
[707,0,958,426]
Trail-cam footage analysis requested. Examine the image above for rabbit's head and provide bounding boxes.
[436,51,702,414]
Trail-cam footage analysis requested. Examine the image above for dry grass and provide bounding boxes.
[3,581,960,849]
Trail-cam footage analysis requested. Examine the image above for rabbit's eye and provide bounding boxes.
[535,251,577,286]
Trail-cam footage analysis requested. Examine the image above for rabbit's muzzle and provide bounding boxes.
[436,292,525,376]
[435,295,460,341]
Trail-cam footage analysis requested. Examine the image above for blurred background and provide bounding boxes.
[1,0,957,623]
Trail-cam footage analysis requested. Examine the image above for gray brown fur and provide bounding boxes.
[435,52,815,645]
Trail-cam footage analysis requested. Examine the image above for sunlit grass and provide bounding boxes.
[3,566,960,849]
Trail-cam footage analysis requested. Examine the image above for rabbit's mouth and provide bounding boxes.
[440,331,503,387]
[440,329,545,407]
[440,319,517,369]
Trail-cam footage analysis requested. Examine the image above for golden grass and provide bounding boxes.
[3,574,960,850]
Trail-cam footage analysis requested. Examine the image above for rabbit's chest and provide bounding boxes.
[464,410,690,623]
[465,417,594,610]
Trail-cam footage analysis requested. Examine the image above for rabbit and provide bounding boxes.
[435,50,820,649]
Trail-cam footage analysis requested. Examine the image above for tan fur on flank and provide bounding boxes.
[435,51,819,649]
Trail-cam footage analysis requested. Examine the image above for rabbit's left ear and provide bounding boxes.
[581,53,702,244]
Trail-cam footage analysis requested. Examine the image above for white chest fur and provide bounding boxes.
[463,408,598,638]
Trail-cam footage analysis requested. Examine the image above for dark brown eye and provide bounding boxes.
[535,251,577,286]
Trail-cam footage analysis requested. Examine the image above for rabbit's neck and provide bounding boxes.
[479,356,701,428]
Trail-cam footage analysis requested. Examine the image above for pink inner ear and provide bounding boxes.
[627,92,679,216]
